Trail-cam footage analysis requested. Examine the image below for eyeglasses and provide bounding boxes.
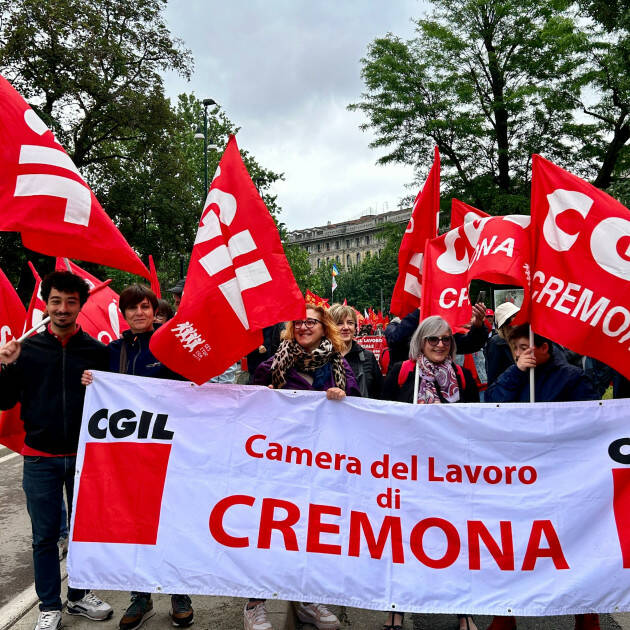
[293,318,322,329]
[424,335,452,347]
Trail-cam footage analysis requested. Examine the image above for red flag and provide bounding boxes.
[24,262,46,334]
[343,298,347,306]
[305,289,330,308]
[0,75,149,279]
[390,147,440,317]
[0,268,26,452]
[0,267,26,345]
[421,216,531,329]
[148,255,162,299]
[421,226,471,327]
[530,154,630,380]
[450,198,490,230]
[54,258,129,344]
[150,136,305,384]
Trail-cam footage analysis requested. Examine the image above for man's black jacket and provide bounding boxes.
[0,329,108,454]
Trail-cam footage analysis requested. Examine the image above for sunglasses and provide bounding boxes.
[424,335,452,347]
[293,318,322,329]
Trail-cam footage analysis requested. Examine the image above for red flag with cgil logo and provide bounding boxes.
[530,154,630,380]
[449,198,490,230]
[0,75,149,279]
[421,215,531,329]
[150,135,305,384]
[54,258,128,344]
[390,147,440,317]
[0,267,26,452]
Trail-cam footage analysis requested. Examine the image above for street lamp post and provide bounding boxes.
[194,98,217,201]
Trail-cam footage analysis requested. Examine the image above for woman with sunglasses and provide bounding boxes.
[247,305,359,630]
[382,315,479,630]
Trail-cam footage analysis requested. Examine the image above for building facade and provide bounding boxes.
[287,208,410,271]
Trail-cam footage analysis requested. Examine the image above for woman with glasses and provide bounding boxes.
[253,305,360,400]
[381,315,479,630]
[329,303,383,398]
[246,305,359,630]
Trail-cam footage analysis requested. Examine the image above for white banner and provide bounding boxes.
[69,371,630,616]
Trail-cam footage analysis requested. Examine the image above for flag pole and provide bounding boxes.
[17,317,51,343]
[412,362,420,404]
[529,325,535,403]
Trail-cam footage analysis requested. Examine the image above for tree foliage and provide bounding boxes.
[0,0,287,299]
[350,0,630,214]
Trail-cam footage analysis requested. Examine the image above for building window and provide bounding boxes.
[336,255,340,262]
[356,252,361,263]
[335,240,340,249]
[365,235,370,245]
[346,240,350,248]
[317,243,321,252]
[355,238,359,247]
[317,258,321,268]
[326,242,330,251]
[347,254,351,268]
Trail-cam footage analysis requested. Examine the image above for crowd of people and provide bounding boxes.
[0,271,616,630]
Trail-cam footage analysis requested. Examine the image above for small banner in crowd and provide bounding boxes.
[70,372,630,615]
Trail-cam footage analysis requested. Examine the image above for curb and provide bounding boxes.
[0,566,67,630]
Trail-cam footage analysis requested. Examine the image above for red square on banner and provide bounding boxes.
[72,442,172,544]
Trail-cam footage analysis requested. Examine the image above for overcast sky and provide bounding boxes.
[163,0,428,230]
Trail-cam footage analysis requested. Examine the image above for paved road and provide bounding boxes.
[0,446,33,610]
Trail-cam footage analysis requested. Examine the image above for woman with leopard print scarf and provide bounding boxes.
[253,305,360,400]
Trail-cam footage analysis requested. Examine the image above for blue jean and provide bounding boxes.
[22,455,87,610]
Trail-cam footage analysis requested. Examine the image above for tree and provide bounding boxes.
[0,0,191,294]
[572,0,630,189]
[0,1,288,297]
[0,0,191,168]
[350,0,629,214]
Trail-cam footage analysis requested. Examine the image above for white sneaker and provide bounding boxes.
[34,610,62,630]
[66,593,113,620]
[243,602,273,630]
[295,603,340,630]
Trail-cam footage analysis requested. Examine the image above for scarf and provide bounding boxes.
[270,338,347,391]
[417,354,460,404]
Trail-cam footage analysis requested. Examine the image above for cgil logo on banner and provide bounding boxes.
[72,408,174,545]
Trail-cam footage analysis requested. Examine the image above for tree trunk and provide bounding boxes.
[593,117,630,189]
[483,27,511,193]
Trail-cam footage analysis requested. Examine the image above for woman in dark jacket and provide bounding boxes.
[330,303,383,398]
[382,315,478,630]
